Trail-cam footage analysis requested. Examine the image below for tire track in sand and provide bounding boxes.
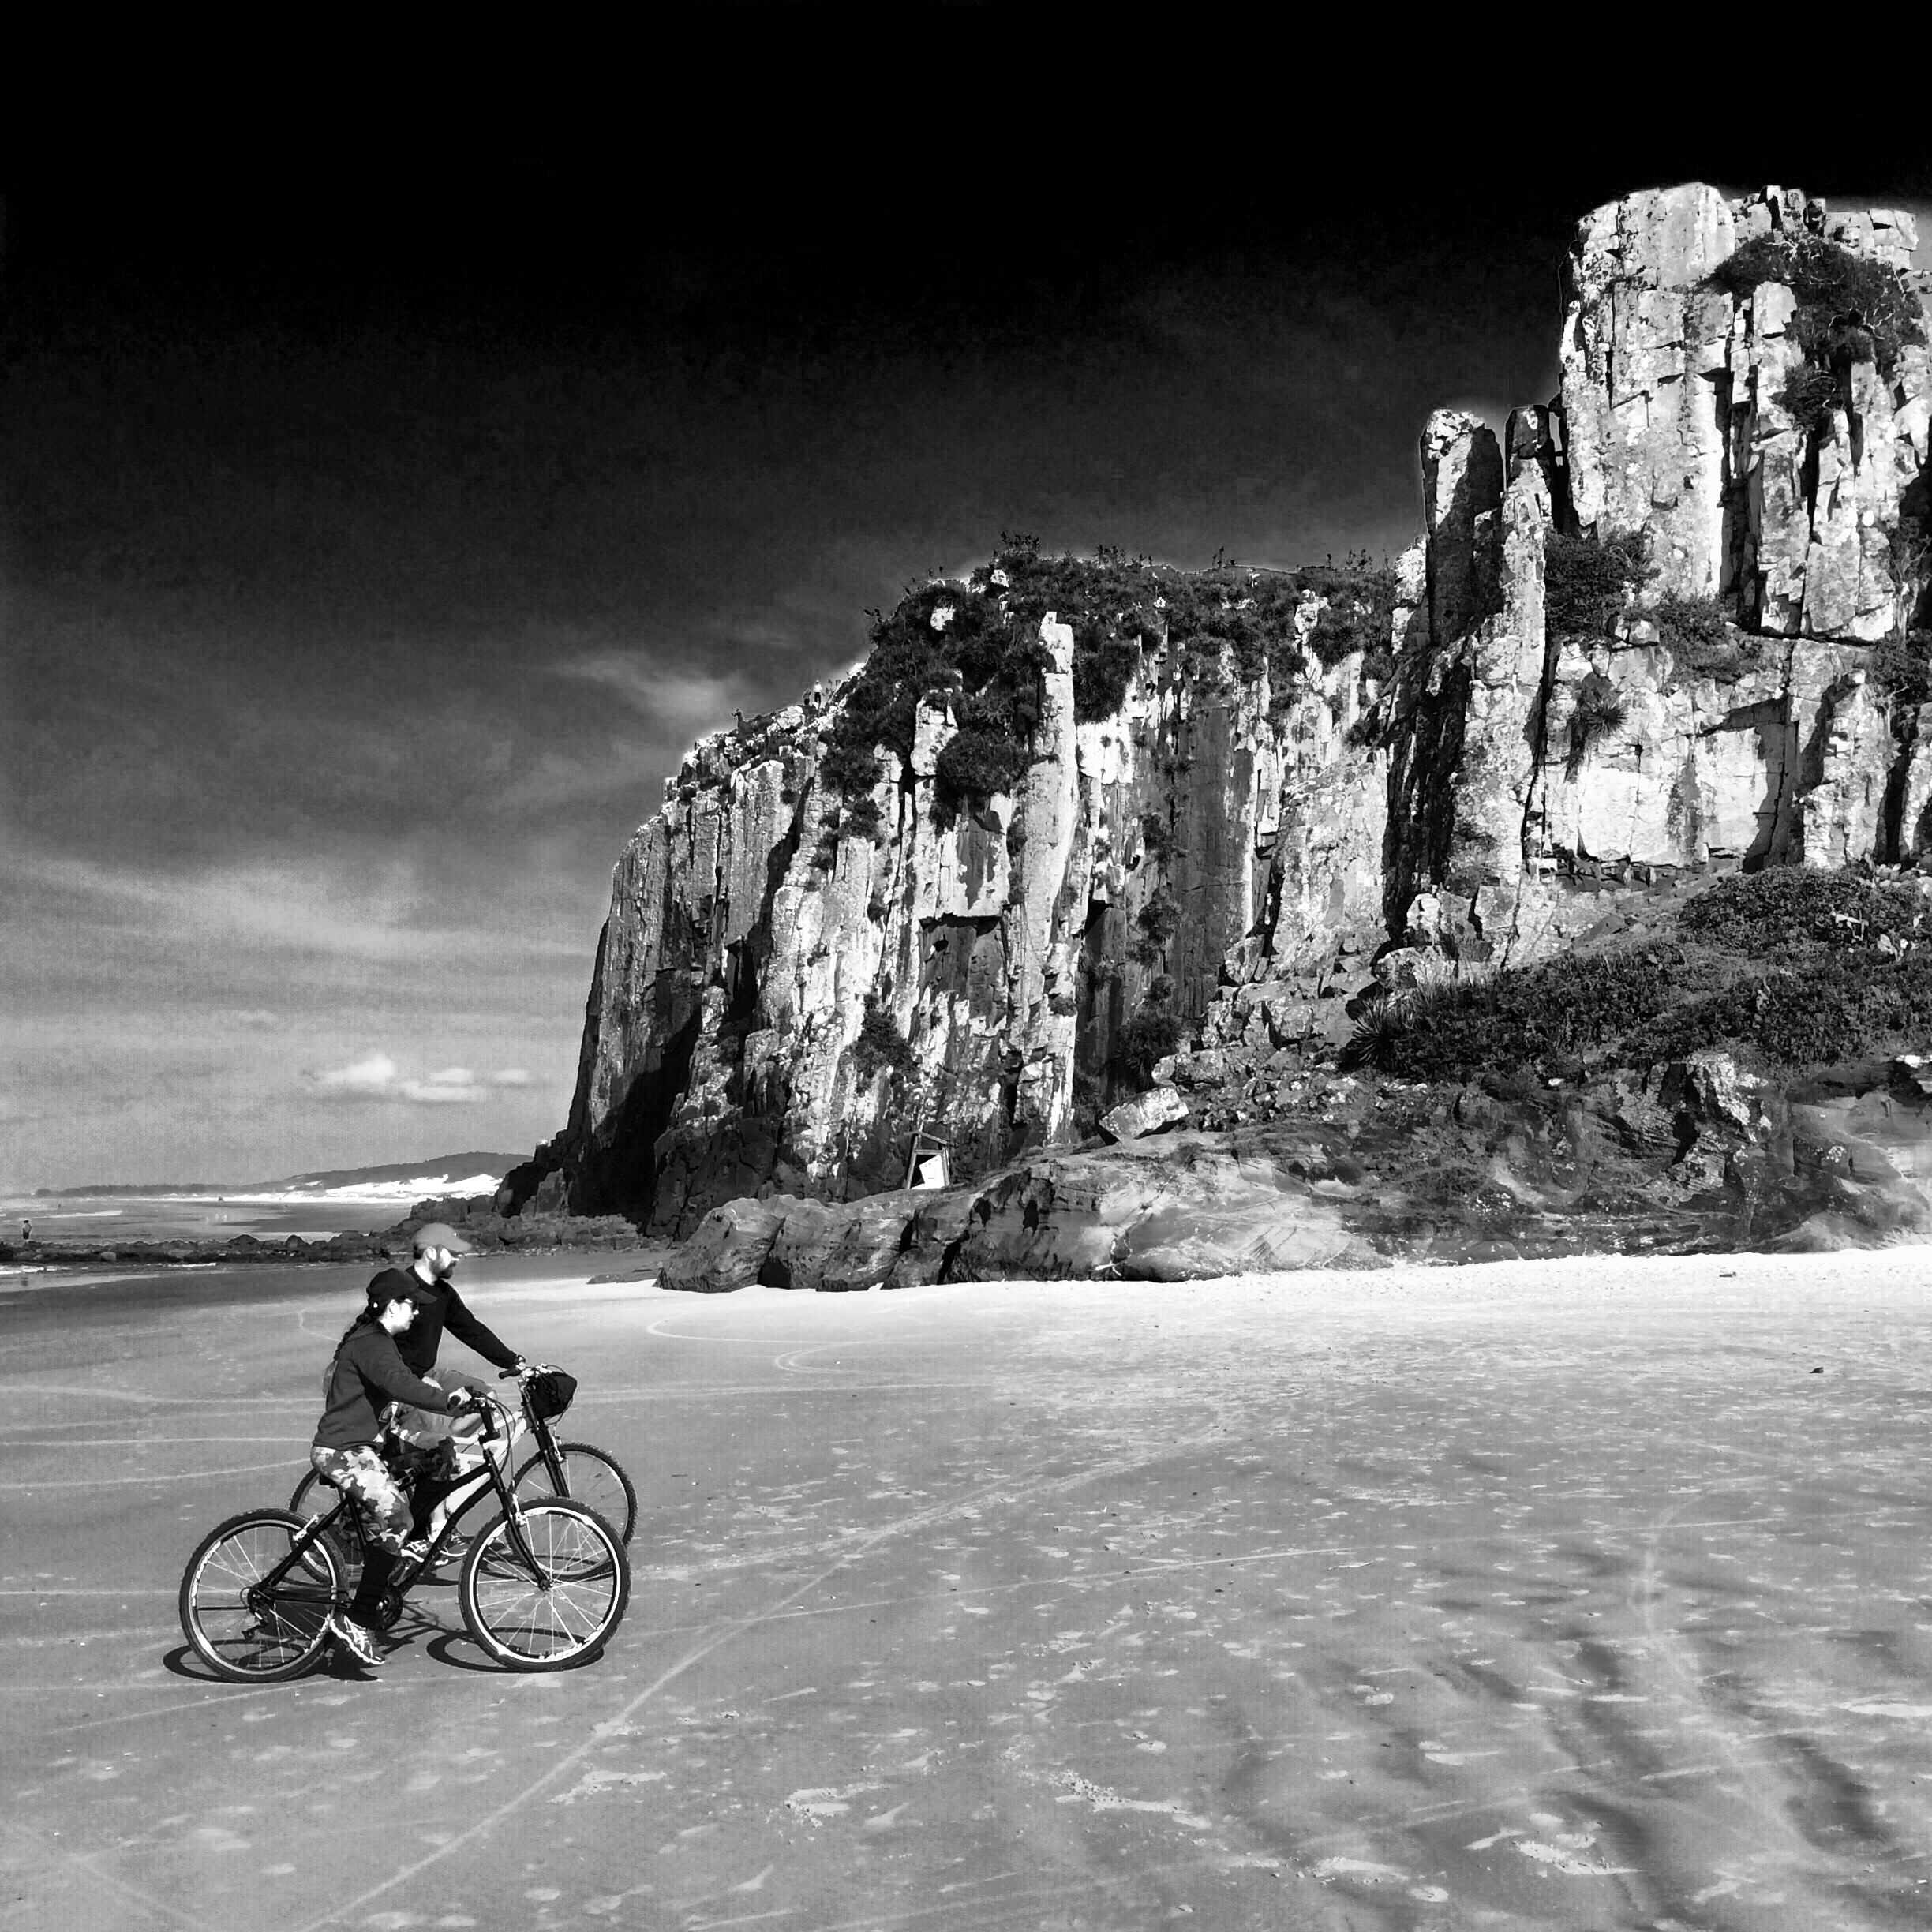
[287,1421,1245,1932]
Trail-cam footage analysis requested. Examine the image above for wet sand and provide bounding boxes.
[3,1248,1930,1930]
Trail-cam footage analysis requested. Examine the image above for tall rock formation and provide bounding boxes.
[509,182,1931,1236]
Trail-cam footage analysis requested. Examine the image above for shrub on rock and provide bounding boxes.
[934,726,1030,807]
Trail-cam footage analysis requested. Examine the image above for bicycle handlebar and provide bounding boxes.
[455,1385,517,1443]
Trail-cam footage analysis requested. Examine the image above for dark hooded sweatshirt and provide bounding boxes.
[362,1266,520,1379]
[314,1322,458,1451]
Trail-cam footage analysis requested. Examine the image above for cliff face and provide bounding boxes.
[514,182,1930,1237]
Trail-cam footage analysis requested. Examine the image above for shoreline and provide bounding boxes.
[5,1231,1922,1309]
[0,1248,672,1328]
[0,1220,660,1272]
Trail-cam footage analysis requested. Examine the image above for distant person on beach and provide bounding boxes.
[20,1219,28,1244]
[365,1222,537,1553]
[312,1275,481,1665]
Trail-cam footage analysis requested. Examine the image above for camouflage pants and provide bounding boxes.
[309,1443,412,1554]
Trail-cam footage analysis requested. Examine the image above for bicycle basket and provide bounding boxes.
[526,1367,577,1421]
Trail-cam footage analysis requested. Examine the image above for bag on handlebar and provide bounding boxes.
[525,1366,577,1422]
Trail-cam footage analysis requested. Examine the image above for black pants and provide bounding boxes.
[348,1548,395,1626]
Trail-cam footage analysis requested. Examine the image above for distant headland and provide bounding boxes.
[29,1151,526,1199]
[5,1152,653,1270]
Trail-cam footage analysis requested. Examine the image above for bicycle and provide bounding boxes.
[179,1388,630,1679]
[285,1365,636,1583]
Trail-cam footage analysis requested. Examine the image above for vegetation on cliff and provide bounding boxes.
[1544,530,1650,643]
[1866,629,1932,706]
[1564,672,1627,777]
[1348,866,1932,1083]
[1544,526,1753,687]
[822,538,1396,808]
[853,994,919,1082]
[1707,233,1927,434]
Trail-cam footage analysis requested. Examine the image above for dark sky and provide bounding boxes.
[6,28,1929,1186]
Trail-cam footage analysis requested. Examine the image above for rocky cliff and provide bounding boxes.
[507,182,1930,1244]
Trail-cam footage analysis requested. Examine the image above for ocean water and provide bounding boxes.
[0,1248,656,1312]
[3,1188,434,1245]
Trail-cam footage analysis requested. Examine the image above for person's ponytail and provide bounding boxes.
[335,1305,380,1352]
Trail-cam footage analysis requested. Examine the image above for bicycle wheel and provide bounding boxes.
[511,1442,638,1544]
[459,1500,629,1672]
[288,1467,366,1585]
[180,1509,340,1683]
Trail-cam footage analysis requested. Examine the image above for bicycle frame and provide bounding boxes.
[516,1391,573,1496]
[493,1368,625,1537]
[280,1392,550,1605]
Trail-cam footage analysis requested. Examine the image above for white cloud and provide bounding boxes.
[310,1053,485,1106]
[489,1068,534,1087]
[315,1052,400,1097]
[398,1077,485,1105]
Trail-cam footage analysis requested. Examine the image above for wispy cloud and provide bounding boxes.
[489,1068,534,1087]
[489,660,790,814]
[4,848,586,966]
[484,745,667,814]
[552,660,752,734]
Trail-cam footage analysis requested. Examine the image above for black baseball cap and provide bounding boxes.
[369,1275,439,1311]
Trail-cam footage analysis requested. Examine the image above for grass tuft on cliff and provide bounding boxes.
[1564,671,1627,777]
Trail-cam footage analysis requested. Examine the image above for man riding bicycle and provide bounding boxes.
[365,1222,548,1571]
[370,1220,526,1383]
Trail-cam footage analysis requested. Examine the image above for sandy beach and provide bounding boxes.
[4,1246,1930,1930]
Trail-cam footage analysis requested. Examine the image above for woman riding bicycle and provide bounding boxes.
[312,1275,481,1666]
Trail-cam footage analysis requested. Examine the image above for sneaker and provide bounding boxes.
[326,1611,383,1667]
[397,1537,431,1571]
